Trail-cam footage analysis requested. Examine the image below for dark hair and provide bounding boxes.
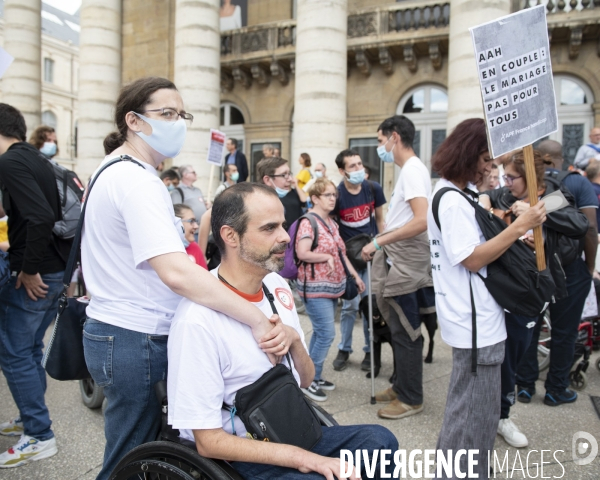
[173,203,193,218]
[211,182,278,255]
[377,115,415,149]
[431,118,489,184]
[0,103,27,141]
[224,163,237,174]
[29,125,56,150]
[229,138,238,148]
[103,77,178,155]
[257,157,288,183]
[334,148,360,169]
[506,149,546,190]
[160,168,180,181]
[300,152,311,167]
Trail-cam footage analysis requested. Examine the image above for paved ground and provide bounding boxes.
[1,311,599,479]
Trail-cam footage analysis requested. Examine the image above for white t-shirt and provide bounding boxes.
[168,269,308,442]
[427,178,506,349]
[82,156,186,335]
[385,156,431,231]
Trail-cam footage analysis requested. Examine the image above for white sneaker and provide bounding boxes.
[0,418,23,437]
[0,435,58,468]
[497,418,528,448]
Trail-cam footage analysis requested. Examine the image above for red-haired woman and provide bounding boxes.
[426,118,546,477]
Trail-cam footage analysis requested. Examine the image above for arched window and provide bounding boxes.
[550,75,594,165]
[397,85,448,176]
[42,110,57,129]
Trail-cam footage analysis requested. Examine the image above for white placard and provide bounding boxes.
[0,47,14,79]
[207,129,226,167]
[470,5,558,159]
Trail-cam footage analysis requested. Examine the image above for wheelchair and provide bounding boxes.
[109,380,339,480]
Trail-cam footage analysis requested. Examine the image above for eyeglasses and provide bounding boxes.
[181,218,199,225]
[140,108,194,126]
[502,174,522,186]
[319,193,337,199]
[270,172,292,179]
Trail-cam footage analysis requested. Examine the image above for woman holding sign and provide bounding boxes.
[481,149,588,447]
[427,119,547,478]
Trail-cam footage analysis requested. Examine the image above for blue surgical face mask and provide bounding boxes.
[182,237,190,248]
[377,137,395,163]
[40,142,57,157]
[275,186,290,198]
[314,171,323,179]
[134,112,187,160]
[230,172,240,182]
[346,168,365,185]
[167,184,175,191]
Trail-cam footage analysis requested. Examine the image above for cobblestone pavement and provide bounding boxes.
[0,311,599,479]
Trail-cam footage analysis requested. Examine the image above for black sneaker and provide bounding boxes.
[302,381,327,402]
[316,379,335,391]
[332,350,350,371]
[544,389,577,407]
[360,353,371,371]
[516,386,535,404]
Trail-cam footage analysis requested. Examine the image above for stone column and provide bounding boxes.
[175,0,221,198]
[76,0,122,178]
[293,0,348,183]
[447,0,511,131]
[2,0,41,134]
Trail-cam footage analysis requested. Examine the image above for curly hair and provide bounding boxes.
[29,125,56,149]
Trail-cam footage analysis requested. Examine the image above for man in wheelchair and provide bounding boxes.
[167,183,398,479]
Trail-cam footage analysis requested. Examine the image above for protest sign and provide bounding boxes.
[0,47,14,79]
[470,5,558,159]
[207,129,226,167]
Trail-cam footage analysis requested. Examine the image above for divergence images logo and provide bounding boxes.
[572,431,598,466]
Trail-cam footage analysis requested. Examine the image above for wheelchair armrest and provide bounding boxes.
[154,379,168,406]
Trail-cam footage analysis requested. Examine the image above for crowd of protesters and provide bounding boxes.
[0,75,599,479]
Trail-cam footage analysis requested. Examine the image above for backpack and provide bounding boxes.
[279,214,319,280]
[49,161,85,239]
[432,187,555,318]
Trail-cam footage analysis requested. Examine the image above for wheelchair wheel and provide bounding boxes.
[596,356,600,372]
[538,313,551,372]
[569,370,587,391]
[109,441,242,480]
[80,378,105,409]
[310,401,339,427]
[112,459,195,480]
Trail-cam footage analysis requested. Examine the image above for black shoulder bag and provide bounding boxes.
[42,155,145,381]
[222,283,323,450]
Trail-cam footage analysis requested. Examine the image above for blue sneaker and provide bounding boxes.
[516,386,535,404]
[544,389,577,407]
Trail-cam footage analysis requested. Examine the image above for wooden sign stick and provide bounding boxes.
[523,144,546,271]
[206,164,216,204]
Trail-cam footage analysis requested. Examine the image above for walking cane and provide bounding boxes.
[367,260,376,404]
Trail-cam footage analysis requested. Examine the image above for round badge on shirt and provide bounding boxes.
[275,288,294,311]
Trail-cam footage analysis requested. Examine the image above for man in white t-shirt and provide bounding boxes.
[361,115,436,421]
[168,182,397,480]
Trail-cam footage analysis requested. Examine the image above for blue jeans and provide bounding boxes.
[516,257,591,394]
[304,297,337,381]
[83,318,168,480]
[0,271,64,441]
[338,268,370,354]
[232,424,398,479]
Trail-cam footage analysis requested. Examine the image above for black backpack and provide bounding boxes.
[48,161,85,239]
[432,187,555,318]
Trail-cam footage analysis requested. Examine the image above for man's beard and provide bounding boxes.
[239,238,287,273]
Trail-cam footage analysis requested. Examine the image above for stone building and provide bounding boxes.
[0,0,79,169]
[3,1,599,201]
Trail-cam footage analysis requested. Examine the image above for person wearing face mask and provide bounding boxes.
[160,168,181,191]
[302,163,327,193]
[214,163,239,198]
[173,204,207,269]
[330,149,386,372]
[81,77,290,480]
[29,125,59,160]
[258,156,307,230]
[362,115,436,421]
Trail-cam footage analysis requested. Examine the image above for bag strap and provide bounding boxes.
[57,155,145,314]
[432,187,476,232]
[176,187,185,203]
[469,274,478,376]
[587,143,600,154]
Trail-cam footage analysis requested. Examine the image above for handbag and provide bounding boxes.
[342,181,377,271]
[338,248,359,301]
[42,155,145,381]
[223,283,323,450]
